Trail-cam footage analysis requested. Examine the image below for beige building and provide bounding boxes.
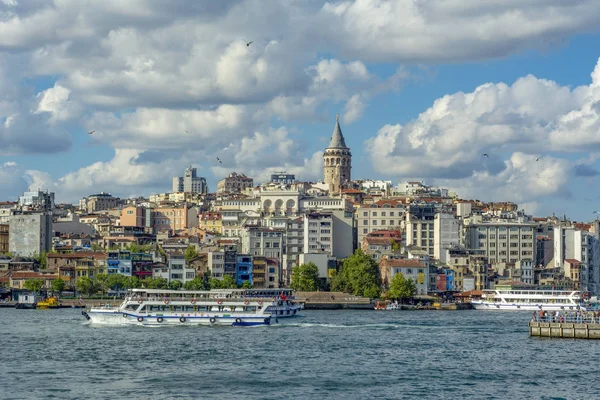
[357,200,405,245]
[323,115,351,194]
[84,192,119,213]
[120,206,147,227]
[151,205,199,234]
[217,172,254,194]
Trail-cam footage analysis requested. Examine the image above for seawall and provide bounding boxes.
[529,321,600,339]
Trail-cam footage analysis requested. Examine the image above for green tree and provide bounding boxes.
[91,243,103,252]
[388,272,416,301]
[184,277,206,290]
[169,280,183,290]
[331,249,381,298]
[290,262,320,291]
[24,278,44,294]
[241,280,253,289]
[124,276,141,289]
[34,252,48,269]
[76,276,97,297]
[51,279,66,296]
[149,277,169,289]
[221,275,237,289]
[391,239,401,252]
[95,273,109,296]
[107,274,127,292]
[140,277,153,288]
[184,245,198,262]
[209,278,223,290]
[156,246,166,258]
[129,243,152,253]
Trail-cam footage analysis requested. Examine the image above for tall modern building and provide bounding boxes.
[323,115,351,194]
[172,165,208,194]
[18,190,55,211]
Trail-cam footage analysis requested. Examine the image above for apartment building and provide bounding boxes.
[463,215,536,266]
[0,224,8,254]
[84,192,119,213]
[405,204,439,257]
[217,172,254,194]
[8,212,53,256]
[357,200,405,245]
[172,165,208,194]
[433,213,460,263]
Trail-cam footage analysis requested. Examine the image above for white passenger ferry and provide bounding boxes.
[471,289,591,311]
[240,288,302,318]
[81,289,274,326]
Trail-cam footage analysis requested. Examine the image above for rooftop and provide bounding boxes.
[327,115,348,149]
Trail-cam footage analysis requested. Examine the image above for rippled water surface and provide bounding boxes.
[0,308,597,399]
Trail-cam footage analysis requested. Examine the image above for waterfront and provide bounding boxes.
[1,309,598,399]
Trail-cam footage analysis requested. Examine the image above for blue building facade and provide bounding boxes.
[445,269,455,291]
[107,250,132,276]
[236,254,253,285]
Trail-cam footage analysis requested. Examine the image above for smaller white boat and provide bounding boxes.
[82,289,274,326]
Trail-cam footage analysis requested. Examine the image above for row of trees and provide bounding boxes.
[290,249,417,300]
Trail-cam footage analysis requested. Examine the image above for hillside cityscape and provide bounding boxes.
[1,116,596,299]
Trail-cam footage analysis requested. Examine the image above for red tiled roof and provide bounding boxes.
[342,189,364,194]
[380,258,424,268]
[564,259,581,264]
[10,272,57,279]
[48,252,107,260]
[365,237,396,245]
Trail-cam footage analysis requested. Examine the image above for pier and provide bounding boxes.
[529,321,600,339]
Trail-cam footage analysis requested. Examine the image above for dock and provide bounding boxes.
[529,321,600,339]
[296,292,373,310]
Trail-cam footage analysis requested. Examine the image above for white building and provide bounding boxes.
[167,255,196,283]
[554,225,600,294]
[463,215,536,266]
[208,251,225,279]
[434,213,460,264]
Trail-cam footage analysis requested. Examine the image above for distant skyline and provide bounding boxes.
[2,1,600,220]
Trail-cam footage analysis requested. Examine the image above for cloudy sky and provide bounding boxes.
[1,0,600,220]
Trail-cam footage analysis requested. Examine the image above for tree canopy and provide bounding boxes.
[184,277,208,290]
[107,274,127,291]
[388,272,416,301]
[148,277,169,289]
[76,276,97,296]
[24,278,44,294]
[184,245,198,262]
[331,249,381,298]
[95,273,109,295]
[241,280,252,289]
[128,243,153,253]
[290,262,320,292]
[169,280,183,290]
[51,279,65,295]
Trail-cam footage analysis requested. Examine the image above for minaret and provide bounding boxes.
[323,115,351,194]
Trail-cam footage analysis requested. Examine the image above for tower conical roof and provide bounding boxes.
[328,115,348,149]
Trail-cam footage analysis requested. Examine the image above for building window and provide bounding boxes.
[381,220,386,225]
[372,212,377,217]
[363,212,368,217]
[373,221,377,226]
[363,229,368,234]
[381,212,386,217]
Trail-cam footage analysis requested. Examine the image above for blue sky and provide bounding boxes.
[1,1,600,221]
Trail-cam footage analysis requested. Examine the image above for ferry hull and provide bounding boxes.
[83,310,271,327]
[471,302,587,312]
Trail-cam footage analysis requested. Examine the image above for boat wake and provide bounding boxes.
[275,322,407,329]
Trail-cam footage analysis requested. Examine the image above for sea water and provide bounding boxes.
[0,308,597,399]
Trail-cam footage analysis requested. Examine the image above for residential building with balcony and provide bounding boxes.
[107,250,132,276]
[405,204,439,258]
[433,213,460,264]
[236,254,253,285]
[198,212,223,235]
[380,257,429,295]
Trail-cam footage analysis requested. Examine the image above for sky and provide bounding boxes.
[1,0,600,221]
